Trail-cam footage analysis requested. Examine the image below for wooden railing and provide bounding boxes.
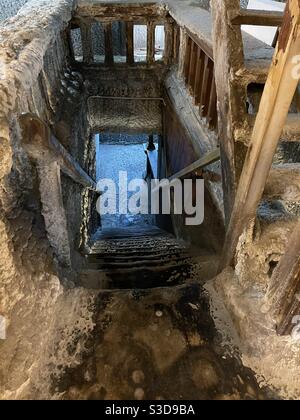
[69,17,176,67]
[183,31,217,130]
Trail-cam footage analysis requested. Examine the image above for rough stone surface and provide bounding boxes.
[0,0,28,21]
[48,284,272,400]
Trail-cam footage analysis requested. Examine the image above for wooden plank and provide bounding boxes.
[194,49,205,105]
[219,0,300,270]
[184,36,192,84]
[207,75,217,129]
[266,220,300,334]
[104,22,113,66]
[200,57,214,117]
[188,42,198,92]
[230,9,284,26]
[126,22,134,65]
[147,22,155,64]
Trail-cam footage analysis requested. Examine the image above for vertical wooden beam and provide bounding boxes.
[199,56,214,117]
[104,22,113,66]
[164,22,173,65]
[178,27,187,77]
[184,36,192,84]
[147,21,155,64]
[173,25,180,62]
[266,220,300,334]
[211,0,246,225]
[194,49,205,105]
[219,0,300,270]
[126,22,134,65]
[207,75,217,129]
[188,42,198,92]
[80,22,93,64]
[201,58,214,117]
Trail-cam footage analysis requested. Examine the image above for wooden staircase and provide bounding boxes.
[79,225,212,290]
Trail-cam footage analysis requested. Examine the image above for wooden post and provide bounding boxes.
[207,75,217,129]
[184,36,192,83]
[194,49,205,105]
[164,21,173,65]
[188,42,198,92]
[211,0,245,225]
[80,22,93,64]
[178,27,187,77]
[266,220,300,335]
[147,21,155,64]
[219,0,300,270]
[126,22,134,65]
[200,57,214,117]
[104,22,113,66]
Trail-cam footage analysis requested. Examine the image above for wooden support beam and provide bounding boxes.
[211,0,246,225]
[104,22,113,66]
[219,0,300,270]
[80,22,93,64]
[147,22,155,64]
[266,219,300,335]
[126,22,134,65]
[230,9,284,26]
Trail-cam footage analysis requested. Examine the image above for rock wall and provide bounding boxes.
[0,0,28,21]
[0,0,76,398]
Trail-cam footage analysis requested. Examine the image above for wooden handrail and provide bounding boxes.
[151,148,220,193]
[19,113,98,192]
[168,148,220,182]
[230,9,284,26]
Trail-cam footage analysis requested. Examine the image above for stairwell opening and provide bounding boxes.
[94,132,158,229]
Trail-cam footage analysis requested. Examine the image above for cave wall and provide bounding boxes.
[0,0,75,398]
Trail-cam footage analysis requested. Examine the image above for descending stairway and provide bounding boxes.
[79,225,215,290]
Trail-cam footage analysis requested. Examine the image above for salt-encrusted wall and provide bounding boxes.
[0,0,76,398]
[0,0,28,21]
